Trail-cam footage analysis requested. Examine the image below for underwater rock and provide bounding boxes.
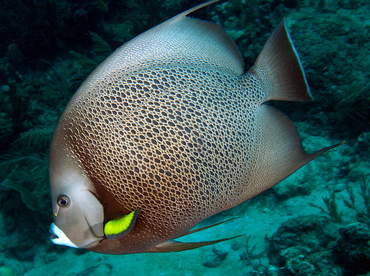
[277,245,341,276]
[0,266,14,276]
[268,215,341,276]
[273,181,311,200]
[334,222,370,275]
[7,44,24,69]
[7,238,37,262]
[358,132,370,144]
[202,247,228,268]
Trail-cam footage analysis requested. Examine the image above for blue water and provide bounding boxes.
[0,0,369,275]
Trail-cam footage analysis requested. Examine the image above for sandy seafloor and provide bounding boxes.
[1,135,368,275]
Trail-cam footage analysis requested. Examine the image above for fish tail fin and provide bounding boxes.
[240,19,344,198]
[251,19,312,102]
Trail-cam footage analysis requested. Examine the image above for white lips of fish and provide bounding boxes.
[49,223,78,248]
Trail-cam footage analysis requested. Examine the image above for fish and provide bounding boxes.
[49,0,342,254]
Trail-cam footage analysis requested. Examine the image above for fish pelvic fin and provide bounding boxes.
[250,19,312,102]
[149,235,243,253]
[148,217,242,253]
[178,217,238,238]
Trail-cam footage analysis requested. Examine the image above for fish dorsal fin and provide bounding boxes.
[85,0,243,88]
[251,19,312,102]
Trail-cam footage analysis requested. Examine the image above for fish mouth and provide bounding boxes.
[49,223,78,248]
[49,223,102,249]
[49,225,58,240]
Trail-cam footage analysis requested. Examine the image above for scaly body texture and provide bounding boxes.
[49,0,340,254]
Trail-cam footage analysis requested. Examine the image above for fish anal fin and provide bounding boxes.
[179,217,238,238]
[149,235,244,253]
[149,218,241,253]
[250,19,311,102]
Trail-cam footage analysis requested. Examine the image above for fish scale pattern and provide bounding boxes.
[61,65,264,238]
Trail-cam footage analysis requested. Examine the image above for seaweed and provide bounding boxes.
[1,179,40,211]
[212,0,295,66]
[0,0,116,226]
[240,235,266,266]
[0,128,53,214]
[0,0,107,70]
[15,128,54,153]
[343,175,370,219]
[89,31,112,57]
[117,0,172,36]
[309,175,370,225]
[335,83,370,125]
[297,0,326,11]
[309,190,343,223]
[44,31,112,100]
[96,0,109,12]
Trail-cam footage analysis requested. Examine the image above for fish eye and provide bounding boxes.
[57,195,70,207]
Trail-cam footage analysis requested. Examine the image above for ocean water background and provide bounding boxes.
[0,0,369,275]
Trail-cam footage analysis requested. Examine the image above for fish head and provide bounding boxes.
[49,142,105,249]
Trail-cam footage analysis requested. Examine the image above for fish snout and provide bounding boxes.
[49,223,78,248]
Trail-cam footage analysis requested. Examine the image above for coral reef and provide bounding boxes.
[266,215,370,276]
[210,0,295,66]
[202,247,229,268]
[286,2,370,138]
[267,215,341,275]
[334,222,370,275]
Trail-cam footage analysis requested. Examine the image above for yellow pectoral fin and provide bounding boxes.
[104,208,140,239]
